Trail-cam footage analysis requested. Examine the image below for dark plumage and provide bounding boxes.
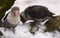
[20,5,54,23]
[20,5,55,34]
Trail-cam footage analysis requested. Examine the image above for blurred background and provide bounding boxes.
[0,0,60,38]
[13,0,60,16]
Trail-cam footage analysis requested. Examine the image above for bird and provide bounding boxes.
[20,5,55,34]
[0,0,15,33]
[0,7,20,33]
[20,5,54,23]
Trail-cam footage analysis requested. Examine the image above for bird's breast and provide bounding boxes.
[7,13,20,25]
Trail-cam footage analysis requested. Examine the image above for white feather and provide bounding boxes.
[7,12,20,25]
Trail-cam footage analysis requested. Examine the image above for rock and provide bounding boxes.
[0,0,15,20]
[45,16,60,32]
[0,31,3,36]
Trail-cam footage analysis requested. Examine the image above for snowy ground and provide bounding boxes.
[0,0,60,38]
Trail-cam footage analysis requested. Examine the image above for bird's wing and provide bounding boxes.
[20,12,28,23]
[2,12,10,22]
[20,14,26,23]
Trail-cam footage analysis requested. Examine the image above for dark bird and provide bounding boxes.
[20,5,55,34]
[0,7,20,33]
[20,5,54,23]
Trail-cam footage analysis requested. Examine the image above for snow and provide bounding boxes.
[12,0,60,15]
[1,22,60,38]
[0,0,60,38]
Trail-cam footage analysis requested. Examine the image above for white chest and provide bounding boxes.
[7,13,20,25]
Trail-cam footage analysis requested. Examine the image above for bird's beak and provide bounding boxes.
[13,10,19,16]
[15,12,19,16]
